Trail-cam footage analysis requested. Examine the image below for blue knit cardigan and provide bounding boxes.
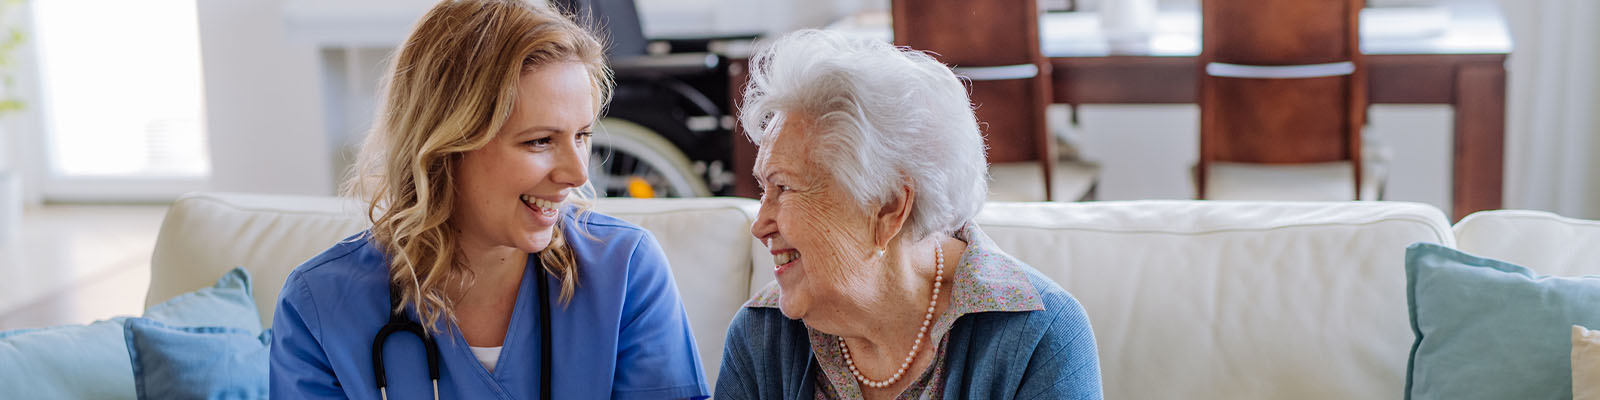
[714,261,1104,399]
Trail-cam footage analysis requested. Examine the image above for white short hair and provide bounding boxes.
[741,29,988,240]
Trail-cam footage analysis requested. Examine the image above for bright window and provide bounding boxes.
[32,0,209,180]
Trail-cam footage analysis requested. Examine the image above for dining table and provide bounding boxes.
[729,2,1510,220]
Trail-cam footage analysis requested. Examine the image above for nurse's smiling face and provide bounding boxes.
[452,61,594,254]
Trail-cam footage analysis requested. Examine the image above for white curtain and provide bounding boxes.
[1501,0,1600,219]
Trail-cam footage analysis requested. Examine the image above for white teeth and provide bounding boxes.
[520,195,558,213]
[774,250,801,266]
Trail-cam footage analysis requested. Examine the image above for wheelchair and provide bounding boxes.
[556,0,753,198]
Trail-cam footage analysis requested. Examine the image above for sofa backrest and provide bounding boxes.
[1454,209,1600,276]
[747,200,1454,400]
[985,201,1452,399]
[147,193,370,324]
[147,192,760,386]
[155,193,1457,398]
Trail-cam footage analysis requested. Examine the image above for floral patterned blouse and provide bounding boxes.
[744,223,1045,399]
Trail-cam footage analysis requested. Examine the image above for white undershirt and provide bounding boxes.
[468,345,503,373]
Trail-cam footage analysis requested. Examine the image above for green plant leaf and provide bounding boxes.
[0,99,22,115]
[0,0,24,114]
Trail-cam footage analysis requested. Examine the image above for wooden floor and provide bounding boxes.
[0,205,167,331]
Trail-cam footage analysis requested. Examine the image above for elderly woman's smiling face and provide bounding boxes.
[750,114,881,321]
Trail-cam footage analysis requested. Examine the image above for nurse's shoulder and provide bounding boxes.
[562,210,667,276]
[276,232,391,319]
[566,210,649,242]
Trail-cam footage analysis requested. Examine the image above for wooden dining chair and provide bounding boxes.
[891,0,1060,200]
[1196,0,1382,200]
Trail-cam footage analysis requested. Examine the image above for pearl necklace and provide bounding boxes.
[839,245,944,389]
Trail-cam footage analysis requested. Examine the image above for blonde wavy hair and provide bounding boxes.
[346,0,613,333]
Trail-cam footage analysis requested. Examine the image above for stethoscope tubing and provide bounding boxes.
[373,256,553,399]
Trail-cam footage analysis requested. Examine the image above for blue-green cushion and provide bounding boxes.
[124,318,270,400]
[0,317,135,398]
[142,267,263,332]
[0,267,262,399]
[0,327,44,339]
[1405,243,1600,399]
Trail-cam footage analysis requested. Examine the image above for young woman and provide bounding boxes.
[269,1,709,398]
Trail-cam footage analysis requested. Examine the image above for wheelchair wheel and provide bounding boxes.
[589,118,710,198]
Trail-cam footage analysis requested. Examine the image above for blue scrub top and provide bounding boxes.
[269,210,710,399]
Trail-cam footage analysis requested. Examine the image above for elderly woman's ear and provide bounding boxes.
[872,179,917,249]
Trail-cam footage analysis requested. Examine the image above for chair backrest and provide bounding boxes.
[1197,0,1366,199]
[891,0,1059,199]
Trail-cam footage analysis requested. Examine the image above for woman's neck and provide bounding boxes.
[833,237,960,395]
[456,241,528,300]
[453,242,528,347]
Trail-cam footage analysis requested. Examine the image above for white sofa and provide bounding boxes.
[145,192,1598,399]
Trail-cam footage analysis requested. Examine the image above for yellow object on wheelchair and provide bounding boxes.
[626,176,656,198]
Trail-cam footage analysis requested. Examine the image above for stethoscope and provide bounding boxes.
[372,256,554,399]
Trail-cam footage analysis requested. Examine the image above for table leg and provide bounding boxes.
[1450,62,1506,221]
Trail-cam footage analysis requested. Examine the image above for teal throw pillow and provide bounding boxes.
[0,266,263,399]
[0,317,136,399]
[124,318,271,400]
[1405,243,1600,399]
[143,267,263,332]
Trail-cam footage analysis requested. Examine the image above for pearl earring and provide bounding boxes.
[875,248,885,258]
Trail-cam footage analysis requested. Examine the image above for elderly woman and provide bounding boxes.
[716,30,1103,399]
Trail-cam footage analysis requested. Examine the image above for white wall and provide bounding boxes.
[1497,0,1600,219]
[198,0,880,196]
[191,0,1484,212]
[1364,105,1453,209]
[636,0,885,37]
[5,0,44,207]
[193,0,890,196]
[196,0,334,196]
